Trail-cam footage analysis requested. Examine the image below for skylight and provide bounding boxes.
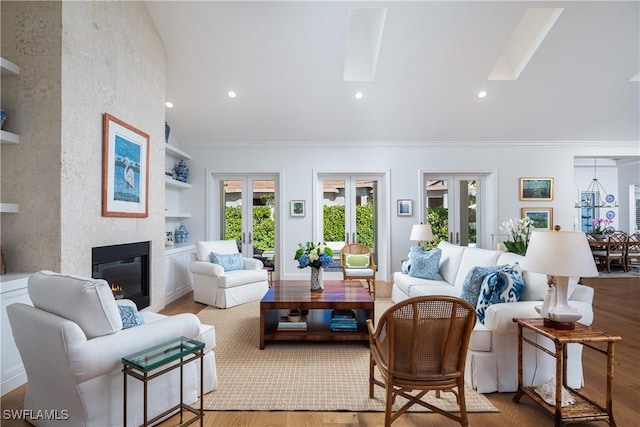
[343,8,387,82]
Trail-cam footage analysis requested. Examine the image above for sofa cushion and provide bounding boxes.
[344,253,370,268]
[453,246,502,288]
[28,270,122,338]
[476,264,524,324]
[436,241,465,284]
[217,269,269,289]
[210,252,245,271]
[118,305,145,329]
[460,265,507,307]
[469,322,492,352]
[196,240,238,261]
[407,248,444,281]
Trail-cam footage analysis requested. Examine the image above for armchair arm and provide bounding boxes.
[244,257,263,270]
[68,313,202,383]
[190,259,225,277]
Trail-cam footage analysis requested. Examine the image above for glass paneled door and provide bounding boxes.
[220,176,276,272]
[320,176,378,269]
[423,175,482,247]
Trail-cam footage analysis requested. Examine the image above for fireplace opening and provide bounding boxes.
[92,241,150,309]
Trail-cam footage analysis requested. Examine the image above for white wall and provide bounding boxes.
[179,141,640,281]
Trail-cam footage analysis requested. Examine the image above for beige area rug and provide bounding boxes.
[196,297,498,413]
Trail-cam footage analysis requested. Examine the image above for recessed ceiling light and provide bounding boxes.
[228,90,237,98]
[165,101,174,108]
[354,91,363,99]
[477,91,488,99]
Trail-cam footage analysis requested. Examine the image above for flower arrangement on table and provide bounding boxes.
[294,242,334,269]
[590,218,613,235]
[501,217,534,256]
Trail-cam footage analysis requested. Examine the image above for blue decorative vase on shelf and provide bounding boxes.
[175,223,189,244]
[174,160,189,183]
[0,109,6,130]
[165,121,170,143]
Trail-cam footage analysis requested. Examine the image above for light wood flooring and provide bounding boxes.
[2,277,638,426]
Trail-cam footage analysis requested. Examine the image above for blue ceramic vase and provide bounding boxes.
[175,223,189,244]
[174,160,189,183]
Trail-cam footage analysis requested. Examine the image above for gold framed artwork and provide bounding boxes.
[102,113,149,217]
[519,177,554,201]
[521,207,553,230]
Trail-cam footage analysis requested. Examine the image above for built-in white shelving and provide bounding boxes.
[0,130,19,145]
[0,57,20,75]
[165,143,191,160]
[165,212,192,219]
[0,203,19,214]
[165,176,192,189]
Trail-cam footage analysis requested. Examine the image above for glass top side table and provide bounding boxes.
[122,336,205,427]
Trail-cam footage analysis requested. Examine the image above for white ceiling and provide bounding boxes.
[145,1,640,145]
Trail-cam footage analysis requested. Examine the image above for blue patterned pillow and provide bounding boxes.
[476,263,525,324]
[407,247,444,280]
[460,265,507,307]
[119,305,145,329]
[210,252,245,271]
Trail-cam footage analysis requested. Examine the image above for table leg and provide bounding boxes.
[555,343,563,427]
[607,342,617,427]
[200,349,204,427]
[260,306,265,349]
[143,370,148,427]
[513,323,524,403]
[123,367,127,427]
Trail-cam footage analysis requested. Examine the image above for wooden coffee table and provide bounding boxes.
[259,280,374,349]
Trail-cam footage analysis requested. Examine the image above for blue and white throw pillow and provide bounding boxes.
[119,305,145,329]
[407,247,444,281]
[476,263,525,324]
[210,252,245,271]
[460,265,507,307]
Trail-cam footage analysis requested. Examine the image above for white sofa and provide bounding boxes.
[392,241,594,393]
[189,240,269,308]
[6,271,218,427]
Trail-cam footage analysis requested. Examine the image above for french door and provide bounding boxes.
[319,174,379,268]
[217,175,277,271]
[423,175,484,247]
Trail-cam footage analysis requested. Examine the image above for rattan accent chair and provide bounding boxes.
[367,296,476,426]
[592,231,628,272]
[340,243,377,299]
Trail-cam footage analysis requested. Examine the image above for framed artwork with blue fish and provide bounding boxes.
[102,113,149,217]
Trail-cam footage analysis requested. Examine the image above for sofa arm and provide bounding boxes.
[68,313,202,383]
[190,259,224,277]
[244,257,263,270]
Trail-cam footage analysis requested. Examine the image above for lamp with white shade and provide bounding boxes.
[524,226,599,329]
[410,223,433,249]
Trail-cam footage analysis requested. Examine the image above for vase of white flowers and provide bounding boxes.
[294,242,334,291]
[501,217,534,255]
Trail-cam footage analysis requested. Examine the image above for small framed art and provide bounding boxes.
[519,178,554,201]
[102,113,150,217]
[397,199,413,217]
[521,207,553,230]
[290,200,305,217]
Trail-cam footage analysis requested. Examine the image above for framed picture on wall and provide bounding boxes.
[102,113,150,217]
[397,199,413,216]
[519,177,554,201]
[521,207,553,230]
[290,200,305,217]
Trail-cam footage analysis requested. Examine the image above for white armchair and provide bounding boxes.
[6,271,217,427]
[189,240,269,308]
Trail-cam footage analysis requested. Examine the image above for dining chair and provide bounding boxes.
[592,231,628,272]
[626,232,640,271]
[367,296,476,426]
[340,243,377,299]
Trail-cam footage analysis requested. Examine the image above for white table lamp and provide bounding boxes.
[525,226,598,329]
[410,223,433,249]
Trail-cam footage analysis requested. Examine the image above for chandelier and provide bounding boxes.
[574,159,618,208]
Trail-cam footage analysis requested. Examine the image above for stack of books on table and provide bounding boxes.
[331,309,358,331]
[277,316,307,331]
